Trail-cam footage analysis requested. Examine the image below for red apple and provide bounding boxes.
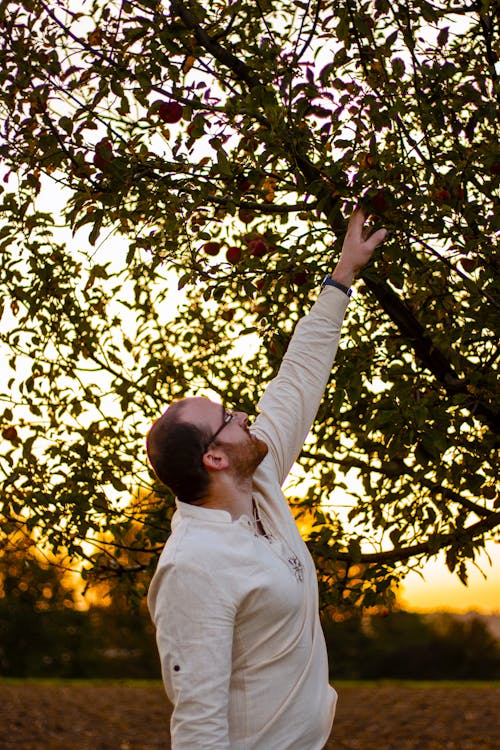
[292,269,308,287]
[222,309,235,322]
[254,278,266,291]
[248,239,268,257]
[359,152,376,170]
[93,139,113,171]
[226,246,241,264]
[203,241,222,256]
[460,256,477,273]
[434,188,452,205]
[238,208,256,224]
[158,101,183,124]
[237,176,252,193]
[370,189,389,215]
[2,426,18,442]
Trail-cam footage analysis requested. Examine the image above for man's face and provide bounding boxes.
[180,397,268,477]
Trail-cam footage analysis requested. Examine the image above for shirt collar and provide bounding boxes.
[174,499,233,524]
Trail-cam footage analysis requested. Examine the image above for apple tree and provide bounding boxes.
[0,0,498,609]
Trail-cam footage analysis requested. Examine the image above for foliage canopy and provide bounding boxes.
[0,0,498,608]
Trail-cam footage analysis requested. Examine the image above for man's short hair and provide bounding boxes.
[146,401,211,503]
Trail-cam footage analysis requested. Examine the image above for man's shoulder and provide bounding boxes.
[156,513,244,574]
[160,519,219,560]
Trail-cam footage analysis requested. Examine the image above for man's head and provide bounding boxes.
[146,397,268,503]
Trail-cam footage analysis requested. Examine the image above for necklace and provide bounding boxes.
[252,499,305,583]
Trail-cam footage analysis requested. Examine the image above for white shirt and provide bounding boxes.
[148,286,350,749]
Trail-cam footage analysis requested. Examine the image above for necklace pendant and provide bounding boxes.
[288,555,305,582]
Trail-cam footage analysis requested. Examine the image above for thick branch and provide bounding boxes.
[334,510,500,565]
[207,194,316,214]
[301,449,495,519]
[361,276,499,435]
[171,0,259,88]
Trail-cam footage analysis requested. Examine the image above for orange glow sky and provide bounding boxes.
[291,472,499,616]
[399,543,499,614]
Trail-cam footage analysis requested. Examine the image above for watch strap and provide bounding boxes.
[321,275,352,297]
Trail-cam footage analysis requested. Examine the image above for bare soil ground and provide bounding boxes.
[0,682,498,750]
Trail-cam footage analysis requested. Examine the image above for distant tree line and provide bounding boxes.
[0,596,159,679]
[0,529,159,679]
[322,610,500,681]
[1,526,499,680]
[1,597,498,681]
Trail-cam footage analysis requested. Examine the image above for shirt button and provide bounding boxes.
[173,665,180,672]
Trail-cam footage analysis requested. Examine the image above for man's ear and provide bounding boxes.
[202,447,229,472]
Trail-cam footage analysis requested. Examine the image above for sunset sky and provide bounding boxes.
[399,543,499,615]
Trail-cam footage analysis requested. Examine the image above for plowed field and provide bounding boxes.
[1,682,498,749]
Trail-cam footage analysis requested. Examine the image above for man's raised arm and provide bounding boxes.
[252,209,387,485]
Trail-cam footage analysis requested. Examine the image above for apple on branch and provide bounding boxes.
[237,175,252,193]
[203,241,222,256]
[226,246,241,264]
[248,239,268,258]
[361,187,394,217]
[238,207,256,224]
[2,426,18,443]
[291,269,308,287]
[157,101,183,124]
[93,139,113,171]
[433,188,452,205]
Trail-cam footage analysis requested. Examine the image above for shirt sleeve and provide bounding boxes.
[148,559,236,750]
[252,286,349,486]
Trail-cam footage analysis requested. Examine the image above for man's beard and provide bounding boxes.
[224,434,268,479]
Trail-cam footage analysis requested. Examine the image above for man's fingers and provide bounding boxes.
[348,207,367,235]
[366,227,388,251]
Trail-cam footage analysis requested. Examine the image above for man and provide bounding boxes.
[146,209,387,749]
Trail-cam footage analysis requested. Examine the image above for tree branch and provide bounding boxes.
[409,234,500,311]
[360,275,499,436]
[301,450,495,519]
[207,194,317,214]
[333,510,500,565]
[171,0,260,88]
[300,450,495,518]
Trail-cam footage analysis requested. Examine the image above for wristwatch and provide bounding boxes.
[321,274,353,297]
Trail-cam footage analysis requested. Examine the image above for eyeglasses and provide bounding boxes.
[203,405,236,453]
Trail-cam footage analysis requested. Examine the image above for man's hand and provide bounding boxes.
[330,208,388,287]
